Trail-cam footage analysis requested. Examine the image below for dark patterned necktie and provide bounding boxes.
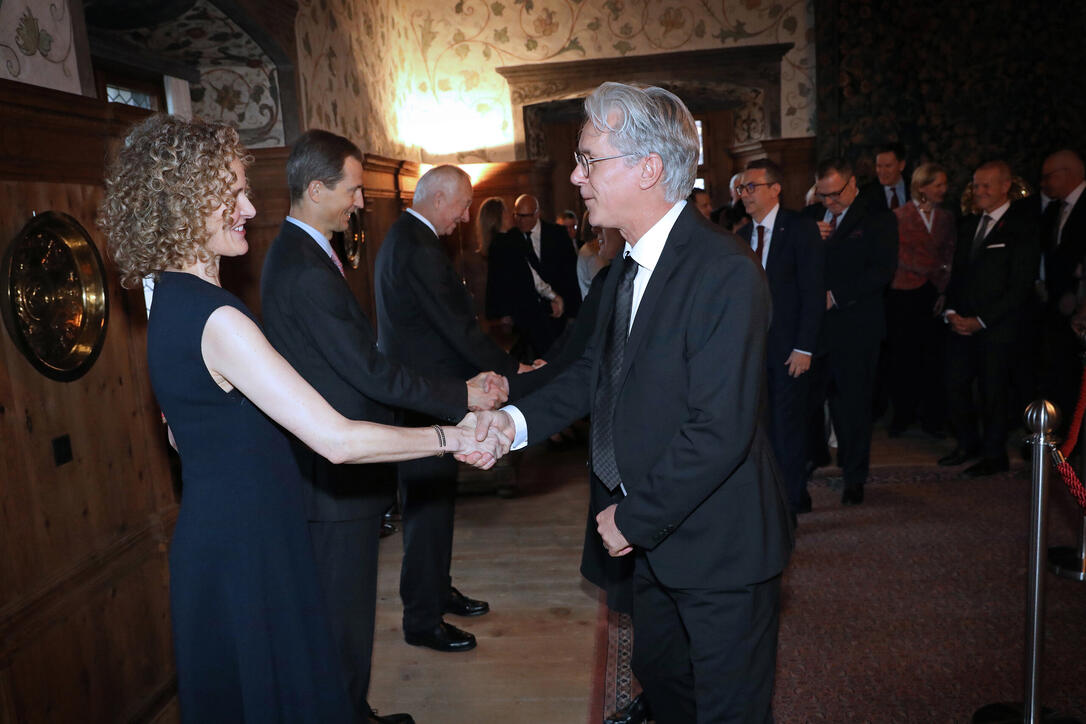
[592,252,639,492]
[754,224,766,266]
[970,214,992,258]
[889,187,900,209]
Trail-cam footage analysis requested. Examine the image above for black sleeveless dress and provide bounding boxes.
[147,271,356,723]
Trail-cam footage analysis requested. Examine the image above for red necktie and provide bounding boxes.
[329,250,346,277]
[829,214,839,233]
[889,188,900,209]
[754,225,766,266]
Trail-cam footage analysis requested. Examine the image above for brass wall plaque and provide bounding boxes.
[2,211,109,382]
[344,206,365,269]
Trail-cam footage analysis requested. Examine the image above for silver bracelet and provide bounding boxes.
[432,424,446,457]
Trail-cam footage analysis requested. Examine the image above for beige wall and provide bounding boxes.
[0,0,85,94]
[296,0,815,162]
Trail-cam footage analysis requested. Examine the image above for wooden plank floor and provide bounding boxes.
[368,442,600,723]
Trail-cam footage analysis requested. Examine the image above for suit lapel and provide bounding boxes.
[619,208,692,382]
[766,210,789,272]
[830,202,865,242]
[282,220,345,280]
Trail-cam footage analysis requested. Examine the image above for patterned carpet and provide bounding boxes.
[596,465,1086,723]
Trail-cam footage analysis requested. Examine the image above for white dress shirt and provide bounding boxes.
[944,199,1011,328]
[405,207,437,238]
[503,201,688,449]
[750,204,779,269]
[523,219,557,300]
[287,216,337,259]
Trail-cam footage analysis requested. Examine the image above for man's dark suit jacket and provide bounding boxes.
[536,219,582,318]
[803,200,898,353]
[486,229,556,355]
[946,204,1039,343]
[515,205,793,589]
[860,177,909,213]
[1042,193,1086,309]
[739,208,825,366]
[374,211,525,399]
[260,220,466,520]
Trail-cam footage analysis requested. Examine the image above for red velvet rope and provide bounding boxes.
[1053,366,1086,511]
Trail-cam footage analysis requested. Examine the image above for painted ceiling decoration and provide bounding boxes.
[93,0,285,147]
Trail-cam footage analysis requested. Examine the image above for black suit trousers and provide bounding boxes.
[397,413,457,633]
[1038,307,1082,432]
[946,331,1013,460]
[886,283,945,430]
[809,337,880,490]
[631,553,780,724]
[766,363,810,513]
[308,515,382,717]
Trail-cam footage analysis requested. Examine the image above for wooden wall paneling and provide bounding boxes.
[541,120,581,223]
[219,146,291,317]
[729,138,817,212]
[700,109,737,210]
[0,83,179,723]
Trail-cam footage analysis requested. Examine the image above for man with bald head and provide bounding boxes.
[940,160,1039,477]
[1038,149,1086,422]
[374,165,531,653]
[513,192,581,319]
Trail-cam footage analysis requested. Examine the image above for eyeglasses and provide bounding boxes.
[514,212,538,218]
[815,176,853,202]
[574,151,637,178]
[735,182,775,195]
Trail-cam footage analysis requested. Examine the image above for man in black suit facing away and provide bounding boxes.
[373,165,538,655]
[475,82,793,724]
[260,131,508,724]
[1038,149,1086,427]
[939,160,1039,477]
[738,159,825,517]
[486,223,564,359]
[513,193,582,319]
[804,159,898,505]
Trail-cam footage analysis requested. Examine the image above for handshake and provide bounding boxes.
[447,410,518,470]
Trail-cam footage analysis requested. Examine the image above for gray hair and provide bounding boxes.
[414,164,470,204]
[583,82,699,203]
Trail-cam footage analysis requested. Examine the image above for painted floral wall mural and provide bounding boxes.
[296,0,815,161]
[0,0,82,94]
[105,0,285,147]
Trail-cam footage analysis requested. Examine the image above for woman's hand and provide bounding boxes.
[446,413,511,469]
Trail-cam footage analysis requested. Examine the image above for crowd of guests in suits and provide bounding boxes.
[485,142,1086,526]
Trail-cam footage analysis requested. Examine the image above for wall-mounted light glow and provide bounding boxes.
[395,92,512,157]
[416,162,502,187]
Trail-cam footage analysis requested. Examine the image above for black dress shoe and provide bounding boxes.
[444,586,489,617]
[961,457,1010,478]
[938,447,979,466]
[841,486,864,506]
[605,693,650,724]
[404,621,477,652]
[367,706,414,723]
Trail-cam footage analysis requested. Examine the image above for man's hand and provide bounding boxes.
[517,359,547,374]
[471,409,516,456]
[785,350,812,377]
[815,220,834,240]
[450,412,509,468]
[947,312,982,336]
[596,504,632,557]
[550,294,564,318]
[466,371,509,411]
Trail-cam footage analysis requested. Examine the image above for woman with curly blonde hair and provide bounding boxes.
[99,114,503,723]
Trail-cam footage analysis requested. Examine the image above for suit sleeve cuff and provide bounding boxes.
[500,404,529,450]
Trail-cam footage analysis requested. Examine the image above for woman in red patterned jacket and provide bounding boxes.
[887,162,957,437]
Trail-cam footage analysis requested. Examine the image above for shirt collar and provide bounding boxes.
[286,216,335,258]
[754,203,780,235]
[405,207,438,237]
[983,200,1011,224]
[1064,181,1086,208]
[530,219,541,238]
[625,200,686,273]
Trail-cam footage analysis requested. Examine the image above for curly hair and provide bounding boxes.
[99,114,251,289]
